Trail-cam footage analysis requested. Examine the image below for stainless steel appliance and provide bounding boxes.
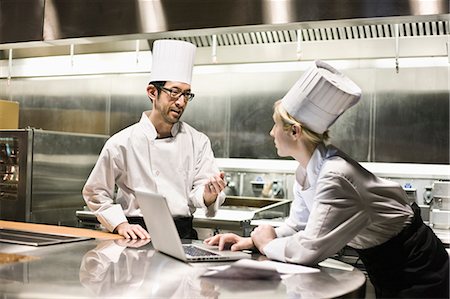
[0,228,91,246]
[430,181,450,229]
[0,128,107,226]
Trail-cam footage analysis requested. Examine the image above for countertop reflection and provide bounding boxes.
[0,239,365,298]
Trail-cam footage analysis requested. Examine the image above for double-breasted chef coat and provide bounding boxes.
[83,111,225,233]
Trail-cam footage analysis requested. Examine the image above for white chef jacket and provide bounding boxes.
[264,143,414,266]
[82,111,225,232]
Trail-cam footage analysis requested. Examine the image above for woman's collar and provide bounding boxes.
[305,143,327,187]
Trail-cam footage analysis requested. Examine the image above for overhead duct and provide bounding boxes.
[0,0,44,44]
[39,0,449,44]
[170,21,450,47]
[0,0,449,48]
[0,0,448,65]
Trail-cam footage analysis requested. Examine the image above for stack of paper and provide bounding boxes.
[201,259,320,280]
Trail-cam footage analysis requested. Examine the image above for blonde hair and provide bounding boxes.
[273,100,329,145]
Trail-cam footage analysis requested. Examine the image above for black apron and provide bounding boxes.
[127,216,198,240]
[355,203,449,298]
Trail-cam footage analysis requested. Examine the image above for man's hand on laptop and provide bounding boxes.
[204,233,254,251]
[115,222,151,240]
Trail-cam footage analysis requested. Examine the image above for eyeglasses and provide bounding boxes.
[159,86,195,102]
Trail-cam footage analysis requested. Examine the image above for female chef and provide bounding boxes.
[205,60,449,298]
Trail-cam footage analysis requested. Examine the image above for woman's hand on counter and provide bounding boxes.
[114,222,150,240]
[204,233,254,251]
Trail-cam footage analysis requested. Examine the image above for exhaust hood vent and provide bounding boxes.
[169,21,449,47]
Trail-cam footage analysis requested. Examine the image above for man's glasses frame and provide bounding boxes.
[159,86,195,102]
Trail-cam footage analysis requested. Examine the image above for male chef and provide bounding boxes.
[83,40,226,240]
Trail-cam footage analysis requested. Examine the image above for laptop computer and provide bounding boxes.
[135,190,251,262]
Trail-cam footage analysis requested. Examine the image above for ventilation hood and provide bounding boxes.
[0,0,449,62]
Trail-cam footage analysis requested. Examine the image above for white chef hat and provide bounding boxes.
[149,40,196,85]
[281,60,362,134]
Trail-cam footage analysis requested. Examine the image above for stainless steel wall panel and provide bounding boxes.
[0,60,448,164]
[227,71,290,159]
[7,76,112,135]
[109,74,151,134]
[374,67,449,163]
[181,72,231,158]
[375,93,449,163]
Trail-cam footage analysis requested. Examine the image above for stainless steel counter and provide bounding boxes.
[0,239,366,298]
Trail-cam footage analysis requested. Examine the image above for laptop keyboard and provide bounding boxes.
[183,245,219,257]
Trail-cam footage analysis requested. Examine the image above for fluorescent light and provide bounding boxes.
[1,52,448,79]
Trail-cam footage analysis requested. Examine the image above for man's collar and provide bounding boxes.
[140,111,182,140]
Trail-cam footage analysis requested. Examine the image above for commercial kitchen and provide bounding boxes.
[0,0,449,298]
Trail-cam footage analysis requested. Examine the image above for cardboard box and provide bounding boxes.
[0,99,19,129]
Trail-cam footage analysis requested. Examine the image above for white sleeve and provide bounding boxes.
[263,237,288,262]
[82,141,127,232]
[275,181,312,237]
[189,134,225,217]
[96,205,128,232]
[203,191,226,217]
[272,172,370,266]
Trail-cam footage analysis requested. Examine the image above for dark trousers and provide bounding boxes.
[127,216,198,240]
[355,203,449,298]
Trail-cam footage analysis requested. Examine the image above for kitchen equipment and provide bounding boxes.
[430,181,450,229]
[193,196,291,237]
[250,177,265,197]
[272,179,284,199]
[0,228,91,246]
[0,128,108,226]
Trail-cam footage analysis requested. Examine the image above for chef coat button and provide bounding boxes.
[155,170,160,176]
